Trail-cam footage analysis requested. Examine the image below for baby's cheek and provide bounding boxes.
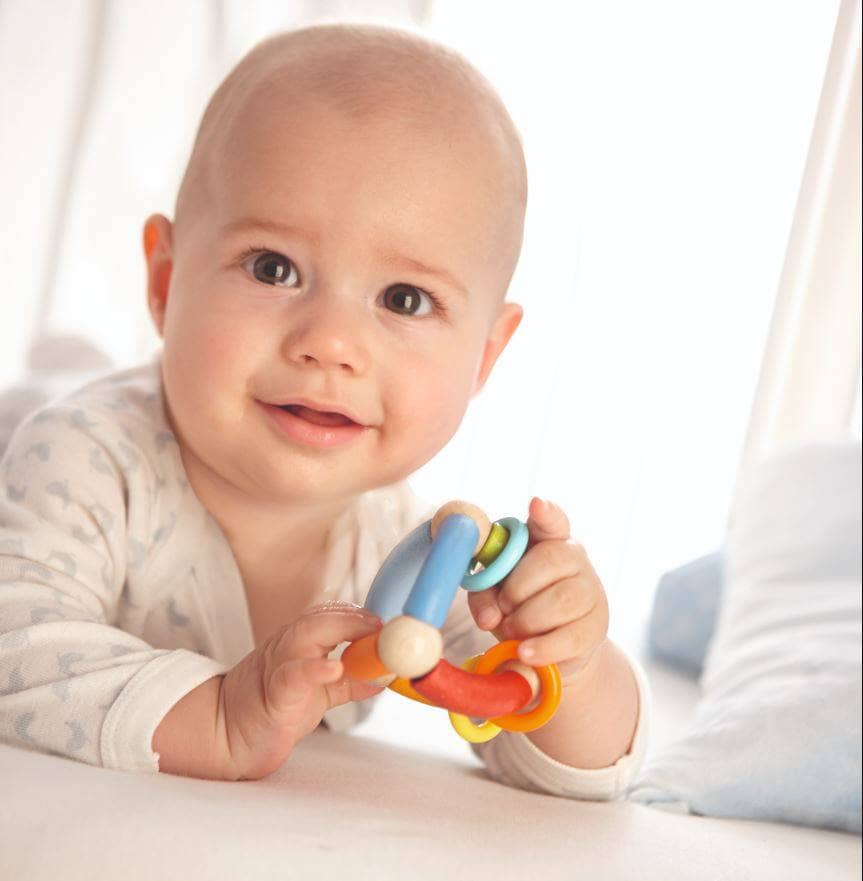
[395,364,472,448]
[163,309,259,429]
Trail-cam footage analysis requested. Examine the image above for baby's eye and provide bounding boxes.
[242,250,299,287]
[382,284,433,317]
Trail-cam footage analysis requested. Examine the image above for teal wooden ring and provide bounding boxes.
[461,517,529,592]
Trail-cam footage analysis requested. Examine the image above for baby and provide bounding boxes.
[0,24,646,794]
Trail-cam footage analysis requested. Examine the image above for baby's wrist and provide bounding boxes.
[152,675,236,780]
[526,638,639,768]
[553,636,610,693]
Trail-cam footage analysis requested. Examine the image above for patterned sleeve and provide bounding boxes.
[0,406,227,771]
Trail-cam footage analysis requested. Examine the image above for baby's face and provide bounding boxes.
[147,89,522,509]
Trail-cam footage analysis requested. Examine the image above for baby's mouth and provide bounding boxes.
[278,404,356,427]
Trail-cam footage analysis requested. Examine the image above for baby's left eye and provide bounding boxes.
[241,250,299,287]
[382,284,433,317]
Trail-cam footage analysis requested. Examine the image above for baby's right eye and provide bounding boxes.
[241,250,300,287]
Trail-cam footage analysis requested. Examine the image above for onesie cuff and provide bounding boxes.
[473,652,651,800]
[100,649,231,773]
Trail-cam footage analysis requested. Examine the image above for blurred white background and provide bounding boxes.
[0,0,857,675]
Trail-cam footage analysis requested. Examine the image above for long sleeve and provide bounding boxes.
[0,402,228,771]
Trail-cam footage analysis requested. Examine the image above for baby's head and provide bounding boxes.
[144,24,526,512]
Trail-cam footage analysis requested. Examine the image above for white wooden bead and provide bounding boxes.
[430,500,492,557]
[376,615,443,679]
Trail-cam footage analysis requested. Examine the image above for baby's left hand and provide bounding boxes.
[467,498,608,687]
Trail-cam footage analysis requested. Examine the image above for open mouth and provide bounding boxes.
[278,404,357,427]
[262,400,367,449]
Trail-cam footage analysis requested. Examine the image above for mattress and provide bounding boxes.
[2,658,859,881]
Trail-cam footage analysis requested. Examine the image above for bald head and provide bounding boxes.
[175,24,526,246]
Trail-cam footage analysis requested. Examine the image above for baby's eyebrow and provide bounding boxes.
[376,251,469,299]
[221,217,321,247]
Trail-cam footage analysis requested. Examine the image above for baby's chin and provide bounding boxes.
[229,453,389,506]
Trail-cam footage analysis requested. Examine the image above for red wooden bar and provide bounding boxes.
[411,658,532,717]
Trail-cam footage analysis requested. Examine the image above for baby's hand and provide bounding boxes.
[467,498,609,687]
[219,602,385,779]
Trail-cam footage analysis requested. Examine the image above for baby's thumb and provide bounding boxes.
[526,497,571,545]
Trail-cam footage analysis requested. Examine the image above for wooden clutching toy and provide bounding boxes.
[341,501,562,743]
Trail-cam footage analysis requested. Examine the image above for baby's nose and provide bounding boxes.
[281,299,371,375]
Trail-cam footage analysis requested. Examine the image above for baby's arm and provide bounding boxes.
[0,407,227,770]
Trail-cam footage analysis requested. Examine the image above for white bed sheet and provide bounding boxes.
[2,659,860,881]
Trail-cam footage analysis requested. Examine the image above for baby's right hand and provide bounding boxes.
[218,602,385,780]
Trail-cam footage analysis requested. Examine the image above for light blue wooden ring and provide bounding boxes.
[461,517,529,592]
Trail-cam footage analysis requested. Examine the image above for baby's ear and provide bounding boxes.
[143,214,174,337]
[472,301,523,396]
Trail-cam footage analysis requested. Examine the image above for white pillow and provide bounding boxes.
[630,441,862,833]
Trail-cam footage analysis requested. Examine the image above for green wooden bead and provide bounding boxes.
[475,522,510,567]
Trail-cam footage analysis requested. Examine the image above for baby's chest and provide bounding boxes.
[243,569,327,648]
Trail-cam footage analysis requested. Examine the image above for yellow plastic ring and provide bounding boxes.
[474,640,562,733]
[448,655,503,743]
[449,711,502,743]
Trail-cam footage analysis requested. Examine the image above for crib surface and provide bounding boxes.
[1,731,859,881]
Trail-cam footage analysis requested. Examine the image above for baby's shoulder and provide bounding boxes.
[53,360,165,430]
[7,360,177,481]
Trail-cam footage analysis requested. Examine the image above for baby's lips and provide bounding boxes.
[270,397,369,427]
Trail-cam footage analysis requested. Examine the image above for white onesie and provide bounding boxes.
[0,357,649,798]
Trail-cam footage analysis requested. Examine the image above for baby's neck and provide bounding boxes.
[175,438,352,641]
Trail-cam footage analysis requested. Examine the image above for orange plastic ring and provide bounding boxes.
[473,640,562,732]
[388,675,434,705]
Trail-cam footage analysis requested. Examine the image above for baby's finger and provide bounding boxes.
[516,595,609,669]
[274,604,383,663]
[324,673,386,710]
[499,575,597,639]
[497,539,586,615]
[467,584,504,631]
[526,497,571,547]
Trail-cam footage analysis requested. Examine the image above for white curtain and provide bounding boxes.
[0,1,854,645]
[733,0,861,485]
